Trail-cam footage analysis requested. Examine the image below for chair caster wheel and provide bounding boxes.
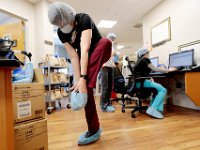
[122,109,125,113]
[47,106,54,114]
[67,104,71,109]
[47,109,52,114]
[131,113,136,118]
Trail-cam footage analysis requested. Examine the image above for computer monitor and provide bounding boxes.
[169,49,194,68]
[150,57,159,67]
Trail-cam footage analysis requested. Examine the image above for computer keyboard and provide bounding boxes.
[181,68,191,71]
[150,72,164,75]
[177,66,200,71]
[191,65,200,71]
[176,66,191,71]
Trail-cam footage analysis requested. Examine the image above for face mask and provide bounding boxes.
[60,24,73,34]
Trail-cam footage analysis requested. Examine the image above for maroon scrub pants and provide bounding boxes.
[85,38,112,134]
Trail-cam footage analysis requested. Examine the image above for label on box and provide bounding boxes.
[13,89,43,99]
[17,101,31,119]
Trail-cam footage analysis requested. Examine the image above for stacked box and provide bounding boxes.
[12,69,45,123]
[14,119,48,150]
[12,69,48,150]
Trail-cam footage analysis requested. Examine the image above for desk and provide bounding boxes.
[185,72,200,106]
[0,59,20,150]
[150,70,200,106]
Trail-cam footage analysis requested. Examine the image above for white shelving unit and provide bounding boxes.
[41,62,71,114]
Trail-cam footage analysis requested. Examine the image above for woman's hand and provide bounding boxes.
[73,78,87,94]
[168,67,178,72]
[149,78,154,82]
[69,82,77,91]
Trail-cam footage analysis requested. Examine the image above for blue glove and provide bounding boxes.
[70,92,88,111]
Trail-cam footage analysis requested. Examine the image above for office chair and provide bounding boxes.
[112,57,157,118]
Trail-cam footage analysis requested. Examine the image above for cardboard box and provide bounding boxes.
[14,119,48,150]
[13,69,45,124]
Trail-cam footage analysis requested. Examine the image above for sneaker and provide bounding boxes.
[146,107,164,119]
[101,105,115,112]
[78,128,102,145]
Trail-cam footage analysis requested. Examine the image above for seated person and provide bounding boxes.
[134,48,177,119]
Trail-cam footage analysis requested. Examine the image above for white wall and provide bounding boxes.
[142,0,200,109]
[34,0,45,62]
[143,0,200,63]
[34,0,54,63]
[43,0,54,55]
[0,0,36,65]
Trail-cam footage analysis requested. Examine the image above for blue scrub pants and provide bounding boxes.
[136,80,167,112]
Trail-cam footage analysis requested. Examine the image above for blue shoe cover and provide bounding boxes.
[146,107,164,119]
[78,128,102,145]
[101,105,115,112]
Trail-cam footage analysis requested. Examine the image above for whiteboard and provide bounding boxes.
[179,40,200,66]
[151,17,171,47]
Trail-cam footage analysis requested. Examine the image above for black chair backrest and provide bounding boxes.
[125,57,137,96]
[113,67,126,93]
[125,57,135,75]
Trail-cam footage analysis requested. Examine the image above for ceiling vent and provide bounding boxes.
[133,23,142,28]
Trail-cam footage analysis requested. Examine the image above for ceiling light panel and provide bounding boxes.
[97,20,117,28]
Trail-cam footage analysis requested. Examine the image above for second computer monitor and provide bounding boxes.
[169,49,194,68]
[150,57,159,67]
